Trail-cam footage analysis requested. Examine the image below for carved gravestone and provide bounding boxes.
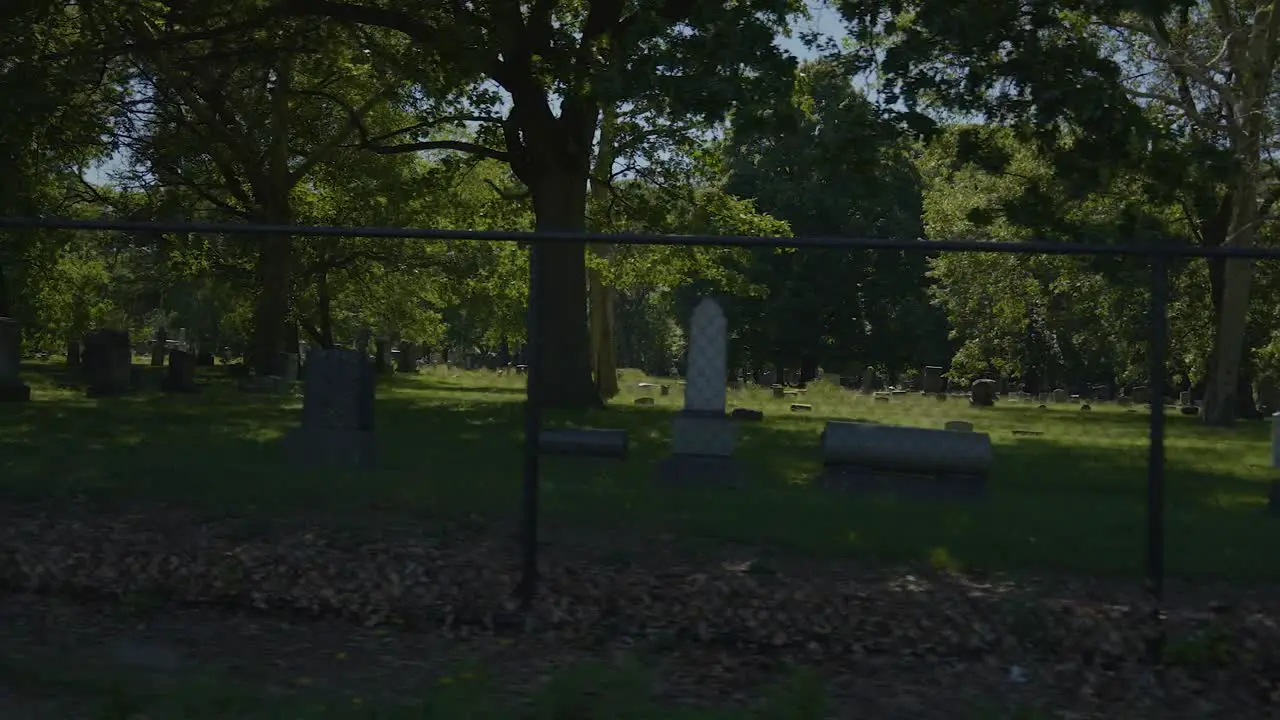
[82,329,132,397]
[373,338,392,374]
[1052,388,1068,403]
[280,352,299,383]
[0,318,31,402]
[66,338,81,372]
[161,349,198,393]
[922,365,944,394]
[861,366,876,395]
[970,379,996,407]
[396,341,419,373]
[150,340,167,367]
[658,297,742,486]
[283,348,376,469]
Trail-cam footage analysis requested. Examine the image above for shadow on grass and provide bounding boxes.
[407,380,529,397]
[2,367,1278,582]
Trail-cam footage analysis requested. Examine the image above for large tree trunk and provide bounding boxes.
[317,266,334,348]
[1202,254,1255,426]
[587,105,620,399]
[529,171,599,409]
[249,53,294,378]
[250,235,292,376]
[1202,136,1263,426]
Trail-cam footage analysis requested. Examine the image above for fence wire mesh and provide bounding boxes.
[2,217,1280,712]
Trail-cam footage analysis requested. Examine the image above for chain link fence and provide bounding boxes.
[2,217,1279,660]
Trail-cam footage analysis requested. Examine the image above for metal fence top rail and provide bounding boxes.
[4,215,1280,259]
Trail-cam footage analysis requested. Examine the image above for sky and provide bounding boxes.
[86,2,852,187]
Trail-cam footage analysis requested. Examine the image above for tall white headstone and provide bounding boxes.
[669,298,735,458]
[683,297,728,413]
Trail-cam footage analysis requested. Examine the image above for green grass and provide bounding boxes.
[2,360,1278,582]
[0,651,831,719]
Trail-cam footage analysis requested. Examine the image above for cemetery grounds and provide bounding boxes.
[2,361,1280,718]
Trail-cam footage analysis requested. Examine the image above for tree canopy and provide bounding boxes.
[3,0,1280,422]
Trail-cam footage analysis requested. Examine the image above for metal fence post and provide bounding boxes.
[518,242,542,608]
[1146,252,1169,660]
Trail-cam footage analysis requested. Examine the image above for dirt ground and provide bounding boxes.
[1,502,1278,719]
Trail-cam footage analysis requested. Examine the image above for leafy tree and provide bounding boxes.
[723,58,941,380]
[0,0,117,318]
[108,3,406,374]
[837,0,1280,423]
[920,124,1198,393]
[274,0,804,407]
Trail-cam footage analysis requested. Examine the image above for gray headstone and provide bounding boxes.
[284,349,376,468]
[82,328,132,397]
[396,341,419,373]
[971,379,996,407]
[280,352,299,383]
[66,338,81,371]
[0,318,31,401]
[299,349,374,431]
[861,366,876,395]
[922,366,944,394]
[161,349,198,393]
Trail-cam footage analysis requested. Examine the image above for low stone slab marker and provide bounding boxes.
[818,421,992,500]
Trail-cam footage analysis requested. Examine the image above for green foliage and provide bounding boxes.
[920,124,1191,386]
[721,58,942,375]
[25,242,122,349]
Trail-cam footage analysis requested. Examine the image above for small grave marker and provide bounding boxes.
[0,318,31,402]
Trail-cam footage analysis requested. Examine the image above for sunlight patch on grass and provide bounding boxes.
[4,367,1280,581]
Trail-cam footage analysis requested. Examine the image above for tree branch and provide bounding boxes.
[370,139,509,162]
[274,0,444,46]
[359,115,505,146]
[1110,17,1237,106]
[1127,89,1237,135]
[287,84,401,187]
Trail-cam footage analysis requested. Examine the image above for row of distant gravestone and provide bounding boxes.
[0,322,204,401]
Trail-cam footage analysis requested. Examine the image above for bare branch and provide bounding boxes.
[290,88,509,164]
[369,139,509,162]
[361,115,505,147]
[1127,89,1237,135]
[1108,17,1237,105]
[287,85,402,187]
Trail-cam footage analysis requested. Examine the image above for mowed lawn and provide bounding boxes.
[2,361,1277,583]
